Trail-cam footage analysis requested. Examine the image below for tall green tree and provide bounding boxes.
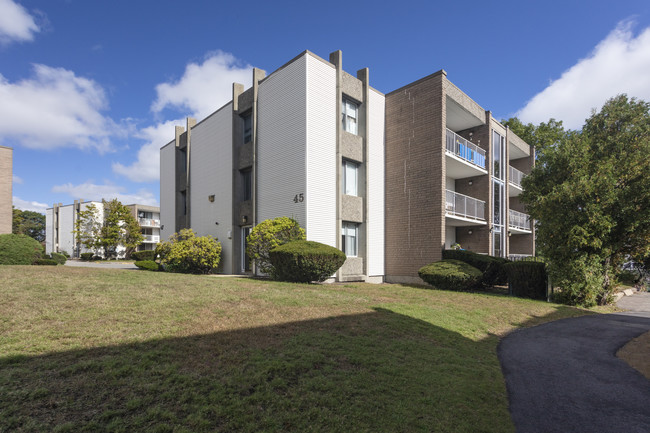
[73,199,144,258]
[12,208,46,242]
[518,95,650,306]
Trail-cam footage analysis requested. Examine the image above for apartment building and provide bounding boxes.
[0,146,12,234]
[385,70,535,283]
[160,50,385,281]
[46,200,161,257]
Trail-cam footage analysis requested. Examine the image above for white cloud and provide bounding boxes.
[12,196,48,214]
[112,119,180,183]
[0,0,39,44]
[0,64,117,152]
[51,181,158,206]
[115,51,252,183]
[12,174,22,184]
[151,50,252,119]
[517,21,650,130]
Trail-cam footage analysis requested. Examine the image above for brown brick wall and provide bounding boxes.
[385,73,445,279]
[0,146,12,234]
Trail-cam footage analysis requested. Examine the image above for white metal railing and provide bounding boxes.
[509,166,525,188]
[445,190,486,221]
[509,209,530,231]
[508,254,534,261]
[445,129,486,169]
[139,218,161,227]
[143,235,160,243]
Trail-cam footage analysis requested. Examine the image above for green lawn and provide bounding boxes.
[0,266,592,432]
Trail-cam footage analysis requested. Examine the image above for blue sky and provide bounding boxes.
[2,0,649,213]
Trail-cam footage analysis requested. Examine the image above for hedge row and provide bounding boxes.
[269,240,346,283]
[503,261,548,300]
[131,250,156,261]
[134,260,161,271]
[418,259,483,291]
[442,249,508,286]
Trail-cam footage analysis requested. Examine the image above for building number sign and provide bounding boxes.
[293,193,304,203]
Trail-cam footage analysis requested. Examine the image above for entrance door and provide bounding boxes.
[241,226,252,272]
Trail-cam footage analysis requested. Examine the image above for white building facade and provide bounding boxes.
[46,200,160,258]
[160,50,385,282]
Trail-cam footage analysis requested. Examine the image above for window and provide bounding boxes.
[241,168,252,201]
[341,222,358,256]
[180,190,187,215]
[342,160,359,196]
[342,98,358,135]
[242,113,252,143]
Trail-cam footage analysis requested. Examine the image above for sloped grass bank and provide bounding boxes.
[0,267,590,432]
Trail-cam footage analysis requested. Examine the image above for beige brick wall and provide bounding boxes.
[0,146,12,234]
[385,72,446,279]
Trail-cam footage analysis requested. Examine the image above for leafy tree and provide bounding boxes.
[12,208,46,242]
[73,199,144,258]
[246,217,306,274]
[519,95,650,306]
[155,228,221,274]
[502,117,571,157]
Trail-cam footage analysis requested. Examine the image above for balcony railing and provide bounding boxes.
[139,218,161,228]
[445,129,486,169]
[142,235,160,243]
[508,209,531,231]
[446,190,485,221]
[509,166,525,189]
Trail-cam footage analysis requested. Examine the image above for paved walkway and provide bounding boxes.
[499,292,650,433]
[64,260,138,270]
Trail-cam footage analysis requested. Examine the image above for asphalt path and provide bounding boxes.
[499,293,650,433]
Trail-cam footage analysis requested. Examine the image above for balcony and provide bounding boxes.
[445,129,487,179]
[509,166,525,197]
[508,209,531,233]
[139,218,161,228]
[142,234,160,243]
[445,190,487,226]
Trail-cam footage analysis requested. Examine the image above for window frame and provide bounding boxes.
[342,159,359,196]
[341,97,359,135]
[341,222,359,257]
[241,168,252,201]
[242,112,252,143]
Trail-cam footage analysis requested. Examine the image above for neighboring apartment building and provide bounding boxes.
[160,50,385,281]
[0,146,12,234]
[160,49,534,282]
[385,70,535,283]
[46,200,161,257]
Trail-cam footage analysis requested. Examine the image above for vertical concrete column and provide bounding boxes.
[231,82,245,275]
[504,125,510,258]
[185,117,197,229]
[357,67,369,277]
[251,67,265,229]
[329,50,343,281]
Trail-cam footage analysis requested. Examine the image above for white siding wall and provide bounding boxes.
[45,209,53,254]
[366,89,385,276]
[257,54,307,228]
[58,205,75,256]
[305,55,337,247]
[189,104,233,273]
[160,141,176,241]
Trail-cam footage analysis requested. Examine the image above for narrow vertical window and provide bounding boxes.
[342,160,358,196]
[342,98,358,135]
[341,222,358,257]
[241,168,252,201]
[242,113,252,143]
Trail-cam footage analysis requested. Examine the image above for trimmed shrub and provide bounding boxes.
[246,217,306,275]
[418,259,482,291]
[269,240,346,283]
[442,249,509,286]
[157,229,221,274]
[132,250,155,261]
[33,258,58,266]
[51,252,67,265]
[60,250,70,258]
[504,261,548,300]
[134,260,161,271]
[80,253,94,261]
[0,234,43,265]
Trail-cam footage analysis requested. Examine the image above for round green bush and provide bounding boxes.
[157,229,221,274]
[269,240,346,283]
[418,259,482,291]
[0,234,43,265]
[50,252,67,265]
[246,217,306,275]
[442,249,510,286]
[33,258,58,266]
[80,252,94,261]
[134,260,161,271]
[131,250,156,261]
